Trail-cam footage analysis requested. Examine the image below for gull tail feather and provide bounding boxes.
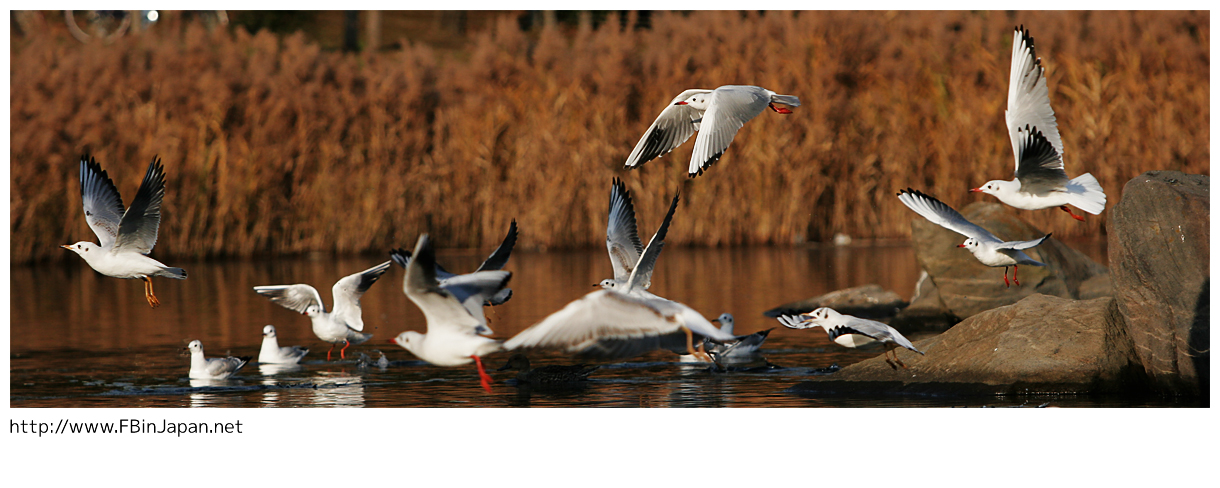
[770,94,801,107]
[161,267,187,279]
[1065,173,1106,215]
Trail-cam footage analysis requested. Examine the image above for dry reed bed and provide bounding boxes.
[10,11,1209,264]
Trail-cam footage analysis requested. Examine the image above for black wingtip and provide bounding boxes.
[389,248,412,268]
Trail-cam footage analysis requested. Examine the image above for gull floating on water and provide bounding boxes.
[970,25,1106,221]
[680,313,773,362]
[389,234,511,393]
[185,340,251,379]
[504,190,736,362]
[258,325,309,365]
[898,188,1049,287]
[624,85,801,177]
[778,308,924,370]
[253,261,391,360]
[389,219,519,333]
[63,155,186,308]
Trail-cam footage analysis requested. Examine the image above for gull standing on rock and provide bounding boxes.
[777,308,924,370]
[388,235,512,393]
[185,340,251,379]
[969,26,1106,220]
[258,325,309,364]
[63,155,186,308]
[253,261,391,360]
[504,190,737,362]
[898,188,1049,287]
[624,85,801,177]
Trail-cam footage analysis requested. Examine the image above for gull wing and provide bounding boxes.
[688,86,770,176]
[330,260,392,332]
[403,235,501,337]
[207,356,250,377]
[998,233,1051,251]
[78,155,126,249]
[1013,127,1068,194]
[606,178,644,282]
[833,314,923,354]
[253,284,326,314]
[113,157,167,255]
[897,188,1001,244]
[624,191,680,292]
[1006,25,1063,169]
[474,219,519,272]
[624,89,711,169]
[433,270,513,334]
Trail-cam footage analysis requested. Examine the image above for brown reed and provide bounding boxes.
[10,11,1209,264]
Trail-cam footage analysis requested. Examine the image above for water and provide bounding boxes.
[12,242,1190,408]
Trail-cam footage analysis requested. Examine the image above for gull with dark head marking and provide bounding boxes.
[253,261,391,360]
[185,340,251,379]
[778,308,924,370]
[258,325,309,365]
[898,188,1049,287]
[970,26,1106,221]
[505,190,736,362]
[63,155,186,308]
[388,234,511,393]
[624,85,800,178]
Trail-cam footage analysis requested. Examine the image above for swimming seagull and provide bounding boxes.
[504,191,737,362]
[253,261,392,360]
[624,85,801,177]
[970,25,1106,220]
[258,325,309,365]
[389,219,519,331]
[898,188,1049,287]
[62,155,186,308]
[388,234,511,393]
[777,307,924,370]
[707,313,773,358]
[185,340,252,379]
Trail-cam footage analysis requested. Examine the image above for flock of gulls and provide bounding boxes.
[63,26,1106,393]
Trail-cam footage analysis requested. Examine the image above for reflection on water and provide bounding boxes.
[12,243,1180,408]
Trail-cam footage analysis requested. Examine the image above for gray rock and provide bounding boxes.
[909,201,1108,320]
[787,294,1146,396]
[1108,171,1209,397]
[763,284,906,319]
[891,270,957,331]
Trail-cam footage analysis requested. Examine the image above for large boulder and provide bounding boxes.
[909,201,1109,320]
[1108,171,1209,398]
[787,295,1146,396]
[763,284,906,319]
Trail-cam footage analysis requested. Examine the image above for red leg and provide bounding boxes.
[1003,268,1010,288]
[1059,205,1086,222]
[326,343,336,361]
[471,355,493,393]
[1013,265,1020,286]
[340,340,351,359]
[768,102,793,114]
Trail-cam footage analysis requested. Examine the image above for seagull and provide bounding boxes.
[389,219,519,332]
[898,188,1049,287]
[777,307,924,370]
[185,340,251,379]
[970,26,1106,221]
[495,354,599,385]
[596,178,648,292]
[388,234,511,393]
[253,261,391,360]
[258,325,309,365]
[62,155,186,308]
[707,313,773,358]
[504,191,737,362]
[624,85,801,177]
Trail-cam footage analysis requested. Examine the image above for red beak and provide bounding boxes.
[387,338,397,344]
[675,101,688,105]
[957,244,966,248]
[969,188,983,192]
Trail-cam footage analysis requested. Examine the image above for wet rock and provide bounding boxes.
[1108,171,1209,397]
[763,284,906,319]
[787,295,1146,396]
[909,201,1108,320]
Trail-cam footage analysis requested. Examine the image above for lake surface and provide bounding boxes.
[12,241,1190,408]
